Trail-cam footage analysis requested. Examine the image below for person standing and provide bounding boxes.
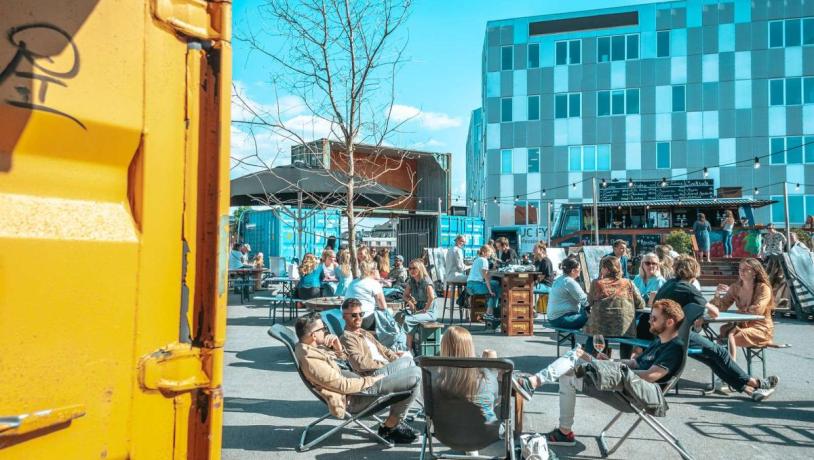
[693,213,712,263]
[721,210,736,259]
[760,223,787,258]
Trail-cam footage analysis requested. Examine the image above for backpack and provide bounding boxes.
[520,433,553,460]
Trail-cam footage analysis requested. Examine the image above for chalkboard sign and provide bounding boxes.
[635,234,662,256]
[600,179,714,202]
[603,234,634,248]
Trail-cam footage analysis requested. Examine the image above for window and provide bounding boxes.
[611,90,625,115]
[527,148,540,173]
[771,137,785,164]
[555,93,581,118]
[626,88,640,114]
[772,195,806,224]
[501,45,513,70]
[597,89,639,116]
[555,39,581,65]
[597,36,610,63]
[528,95,540,120]
[771,136,808,164]
[787,77,802,105]
[626,34,639,60]
[500,149,512,174]
[598,91,610,116]
[769,20,784,47]
[568,145,611,171]
[597,33,639,62]
[805,77,814,103]
[805,18,814,45]
[528,43,540,68]
[787,19,802,46]
[807,136,814,162]
[514,200,540,225]
[569,93,581,117]
[657,142,671,169]
[657,30,670,57]
[672,85,685,112]
[501,97,512,122]
[770,79,785,106]
[788,136,803,164]
[527,200,540,225]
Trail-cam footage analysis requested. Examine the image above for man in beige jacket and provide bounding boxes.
[340,298,415,376]
[294,314,420,444]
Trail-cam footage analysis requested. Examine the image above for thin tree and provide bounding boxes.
[233,0,416,275]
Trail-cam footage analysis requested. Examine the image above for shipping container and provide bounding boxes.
[243,208,341,262]
[397,214,485,261]
[0,1,230,459]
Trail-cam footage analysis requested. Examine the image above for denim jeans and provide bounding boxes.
[722,230,733,256]
[549,310,588,330]
[466,280,501,310]
[689,331,750,391]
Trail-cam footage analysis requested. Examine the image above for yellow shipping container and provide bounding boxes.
[0,1,231,458]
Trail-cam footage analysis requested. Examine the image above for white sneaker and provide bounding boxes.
[752,388,775,402]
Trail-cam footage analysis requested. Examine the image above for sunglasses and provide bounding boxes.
[311,326,327,334]
[408,267,419,271]
[643,261,658,266]
[344,312,364,318]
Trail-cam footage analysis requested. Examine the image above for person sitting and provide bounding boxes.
[319,249,339,296]
[654,245,675,279]
[294,314,420,444]
[438,326,500,422]
[585,256,645,357]
[376,248,392,279]
[605,240,630,278]
[388,255,409,289]
[334,249,354,296]
[297,253,323,300]
[339,298,413,376]
[399,259,438,350]
[229,243,246,270]
[711,258,775,361]
[345,261,388,330]
[653,255,778,401]
[253,252,265,290]
[445,235,470,283]
[532,241,554,287]
[513,300,687,446]
[240,243,251,265]
[495,237,518,267]
[466,245,501,322]
[633,252,666,307]
[547,258,589,330]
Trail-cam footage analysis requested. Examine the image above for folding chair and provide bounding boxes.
[417,356,516,460]
[597,303,705,460]
[268,324,412,452]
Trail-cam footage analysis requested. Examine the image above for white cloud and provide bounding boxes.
[410,138,446,149]
[389,104,462,131]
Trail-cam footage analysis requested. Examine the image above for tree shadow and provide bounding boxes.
[686,420,814,448]
[224,397,325,418]
[684,399,814,424]
[229,345,294,372]
[221,422,406,453]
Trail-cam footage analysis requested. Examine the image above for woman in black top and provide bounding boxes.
[532,241,554,286]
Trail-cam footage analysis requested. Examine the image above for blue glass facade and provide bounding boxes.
[469,0,814,227]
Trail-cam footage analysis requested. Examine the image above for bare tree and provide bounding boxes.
[233,0,416,275]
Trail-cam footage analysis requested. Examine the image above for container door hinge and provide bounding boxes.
[152,0,231,41]
[139,343,211,393]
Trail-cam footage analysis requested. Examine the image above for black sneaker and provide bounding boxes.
[378,422,418,444]
[546,428,576,446]
[511,372,535,401]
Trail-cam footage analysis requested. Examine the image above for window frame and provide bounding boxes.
[770,137,786,165]
[527,95,540,121]
[770,78,785,106]
[626,88,640,114]
[769,20,785,48]
[656,141,671,169]
[672,85,686,112]
[568,144,611,172]
[555,39,582,66]
[657,30,670,57]
[527,148,540,173]
[501,45,513,70]
[597,91,610,116]
[555,92,581,119]
[500,149,513,175]
[597,36,611,63]
[527,43,540,68]
[501,97,513,122]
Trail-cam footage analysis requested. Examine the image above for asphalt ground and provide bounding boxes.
[222,294,814,460]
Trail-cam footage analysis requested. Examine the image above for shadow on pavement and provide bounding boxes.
[230,346,294,372]
[685,399,814,424]
[687,419,814,447]
[224,397,324,418]
[222,423,401,453]
[227,316,276,327]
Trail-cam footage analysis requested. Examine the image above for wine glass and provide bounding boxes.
[593,335,606,356]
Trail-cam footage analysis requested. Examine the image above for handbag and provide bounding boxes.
[520,433,554,460]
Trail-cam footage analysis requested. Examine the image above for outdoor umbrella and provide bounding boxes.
[230,163,407,208]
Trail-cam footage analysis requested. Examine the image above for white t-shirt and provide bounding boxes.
[345,277,383,316]
[467,256,489,283]
[365,337,389,364]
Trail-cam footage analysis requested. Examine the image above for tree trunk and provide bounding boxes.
[346,141,359,278]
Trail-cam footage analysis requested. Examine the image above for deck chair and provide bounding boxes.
[417,356,516,460]
[268,324,413,452]
[597,303,705,460]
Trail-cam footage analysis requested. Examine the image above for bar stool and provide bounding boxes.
[441,280,467,324]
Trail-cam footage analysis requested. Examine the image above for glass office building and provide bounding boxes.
[469,0,814,229]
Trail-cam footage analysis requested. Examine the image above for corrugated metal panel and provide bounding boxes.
[244,208,341,261]
[396,215,438,261]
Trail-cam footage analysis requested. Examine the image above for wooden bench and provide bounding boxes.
[542,323,584,356]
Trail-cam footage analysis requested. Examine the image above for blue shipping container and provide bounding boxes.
[438,215,485,260]
[243,208,341,263]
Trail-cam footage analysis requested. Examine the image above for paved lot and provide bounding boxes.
[222,295,814,460]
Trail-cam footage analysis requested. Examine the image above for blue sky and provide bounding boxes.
[232,0,661,203]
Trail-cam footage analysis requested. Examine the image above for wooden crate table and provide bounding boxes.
[492,271,540,336]
[414,321,445,356]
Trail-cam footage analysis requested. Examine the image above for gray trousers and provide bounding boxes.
[346,357,421,422]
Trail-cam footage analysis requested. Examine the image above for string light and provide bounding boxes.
[601,178,607,188]
[572,182,577,189]
[796,183,801,191]
[628,178,634,188]
[493,197,497,203]
[754,188,760,195]
[703,167,708,178]
[542,189,547,196]
[661,177,667,187]
[417,198,422,204]
[754,157,760,169]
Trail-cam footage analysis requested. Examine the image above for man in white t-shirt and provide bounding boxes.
[339,298,414,376]
[345,261,388,329]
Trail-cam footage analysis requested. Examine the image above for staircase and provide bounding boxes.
[697,258,741,287]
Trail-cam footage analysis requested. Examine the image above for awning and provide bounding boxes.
[587,198,777,209]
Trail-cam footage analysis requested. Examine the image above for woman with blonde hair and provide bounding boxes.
[319,249,339,296]
[377,247,392,278]
[721,210,736,258]
[438,326,500,422]
[466,244,502,322]
[296,253,323,300]
[585,256,645,357]
[654,245,674,279]
[334,248,354,296]
[345,260,388,329]
[399,259,438,350]
[711,258,775,360]
[633,253,665,307]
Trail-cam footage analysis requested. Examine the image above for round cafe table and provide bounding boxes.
[303,296,345,312]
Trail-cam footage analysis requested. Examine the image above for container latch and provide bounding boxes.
[139,343,210,393]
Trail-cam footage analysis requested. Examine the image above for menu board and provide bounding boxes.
[635,234,663,256]
[600,179,714,202]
